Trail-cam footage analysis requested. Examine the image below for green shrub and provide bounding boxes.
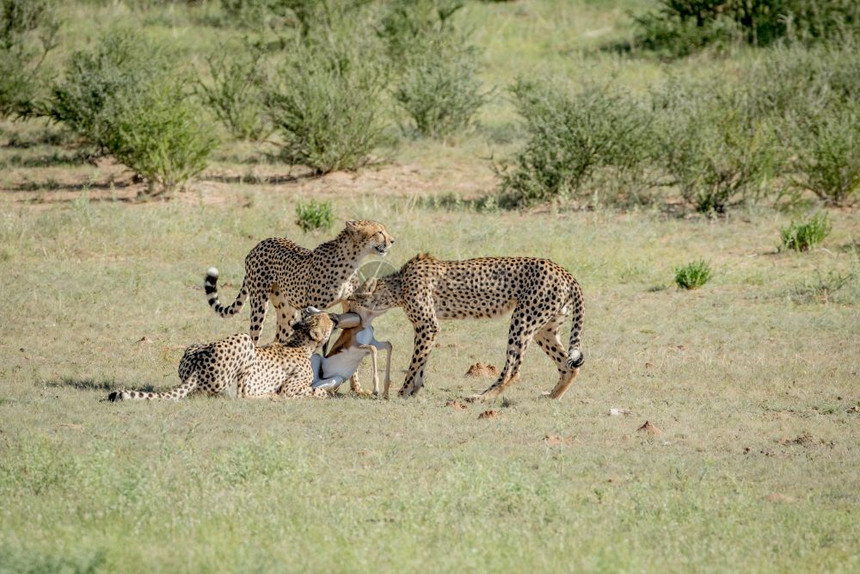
[791,104,860,206]
[51,29,216,196]
[632,0,860,58]
[381,0,484,139]
[393,44,484,138]
[197,45,270,141]
[780,212,832,252]
[218,0,292,29]
[496,79,651,208]
[0,0,59,118]
[50,29,172,151]
[652,79,779,213]
[105,83,218,196]
[379,0,465,63]
[295,199,335,232]
[674,259,712,289]
[263,41,389,174]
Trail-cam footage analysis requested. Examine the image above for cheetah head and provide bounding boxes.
[293,311,335,349]
[348,276,400,315]
[345,220,394,257]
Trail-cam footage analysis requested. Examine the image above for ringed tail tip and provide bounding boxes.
[567,350,584,369]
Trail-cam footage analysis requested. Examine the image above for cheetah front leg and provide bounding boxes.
[401,318,439,397]
[270,287,297,344]
[472,306,539,402]
[249,290,269,344]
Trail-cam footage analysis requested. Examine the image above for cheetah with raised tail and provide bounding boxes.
[350,253,584,401]
[205,220,394,344]
[108,311,336,401]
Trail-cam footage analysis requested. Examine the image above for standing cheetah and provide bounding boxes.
[205,220,394,345]
[108,312,336,401]
[349,253,585,401]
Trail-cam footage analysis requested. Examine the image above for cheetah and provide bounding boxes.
[108,311,336,401]
[205,220,394,345]
[349,253,584,401]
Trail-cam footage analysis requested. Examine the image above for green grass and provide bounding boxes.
[1,194,859,572]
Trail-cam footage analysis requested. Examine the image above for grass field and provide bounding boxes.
[2,1,860,572]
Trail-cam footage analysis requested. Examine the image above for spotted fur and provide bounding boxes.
[108,313,335,401]
[205,220,394,345]
[350,253,584,401]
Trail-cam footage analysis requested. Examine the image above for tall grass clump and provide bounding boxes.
[496,79,651,208]
[50,29,216,196]
[674,259,712,289]
[633,0,860,58]
[381,0,485,138]
[295,199,334,232]
[263,37,389,174]
[780,212,832,252]
[0,0,59,118]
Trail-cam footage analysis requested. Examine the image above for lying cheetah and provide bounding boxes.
[205,220,394,345]
[108,312,336,401]
[350,253,584,401]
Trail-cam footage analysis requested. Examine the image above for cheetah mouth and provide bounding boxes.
[375,245,390,256]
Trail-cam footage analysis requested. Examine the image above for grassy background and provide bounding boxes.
[2,0,860,572]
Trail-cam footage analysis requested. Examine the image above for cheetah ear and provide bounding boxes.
[345,220,360,235]
[345,220,369,243]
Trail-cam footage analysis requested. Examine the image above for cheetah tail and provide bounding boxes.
[107,372,199,402]
[566,280,585,370]
[205,267,249,318]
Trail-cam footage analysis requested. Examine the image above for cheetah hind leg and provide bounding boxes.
[533,318,580,400]
[547,368,579,399]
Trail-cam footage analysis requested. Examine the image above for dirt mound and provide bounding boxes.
[637,420,662,436]
[464,362,499,378]
[544,434,575,446]
[445,399,468,410]
[478,410,499,420]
